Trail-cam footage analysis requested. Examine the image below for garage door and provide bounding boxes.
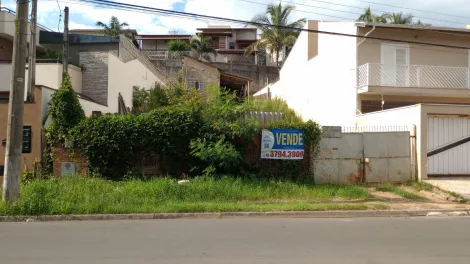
[428,116,470,175]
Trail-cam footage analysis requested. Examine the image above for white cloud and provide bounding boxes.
[2,0,469,35]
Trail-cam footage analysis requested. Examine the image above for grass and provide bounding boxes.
[376,183,427,200]
[405,181,434,192]
[0,176,375,216]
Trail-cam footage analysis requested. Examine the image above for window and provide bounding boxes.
[188,79,205,90]
[0,165,4,176]
[1,126,31,153]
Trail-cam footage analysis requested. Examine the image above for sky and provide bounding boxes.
[1,0,469,34]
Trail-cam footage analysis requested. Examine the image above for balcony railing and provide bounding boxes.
[142,50,264,65]
[357,63,470,89]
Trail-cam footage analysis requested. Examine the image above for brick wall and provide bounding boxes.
[53,147,88,177]
[80,52,109,105]
[182,56,220,88]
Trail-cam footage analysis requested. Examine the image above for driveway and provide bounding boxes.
[426,177,470,200]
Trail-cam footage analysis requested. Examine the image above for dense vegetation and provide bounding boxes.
[69,85,321,180]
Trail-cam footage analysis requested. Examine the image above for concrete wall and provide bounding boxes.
[271,22,358,125]
[0,11,40,46]
[1,63,82,95]
[357,26,470,67]
[108,52,161,112]
[234,29,257,40]
[0,87,43,184]
[182,56,220,88]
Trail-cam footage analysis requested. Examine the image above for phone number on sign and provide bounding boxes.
[264,150,304,158]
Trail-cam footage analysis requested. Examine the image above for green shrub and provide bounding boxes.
[47,73,85,142]
[74,84,322,180]
[241,97,302,123]
[168,39,191,51]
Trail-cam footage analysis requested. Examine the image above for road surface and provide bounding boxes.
[0,217,469,263]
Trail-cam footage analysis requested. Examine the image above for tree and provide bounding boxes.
[96,16,138,47]
[47,73,85,142]
[246,3,306,68]
[168,39,191,52]
[356,7,387,23]
[384,12,414,24]
[190,34,217,61]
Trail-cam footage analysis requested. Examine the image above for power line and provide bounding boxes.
[277,0,467,26]
[352,0,470,20]
[238,0,356,21]
[66,0,470,51]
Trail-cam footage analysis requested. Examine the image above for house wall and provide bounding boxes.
[142,39,156,50]
[156,40,168,50]
[0,11,41,46]
[80,52,109,106]
[357,27,470,67]
[181,56,220,88]
[234,29,257,40]
[0,37,13,61]
[0,87,43,184]
[273,22,358,125]
[1,63,82,95]
[108,52,162,112]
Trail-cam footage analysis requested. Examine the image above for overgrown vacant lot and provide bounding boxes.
[0,177,384,216]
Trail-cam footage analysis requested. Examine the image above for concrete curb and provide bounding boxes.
[0,209,469,222]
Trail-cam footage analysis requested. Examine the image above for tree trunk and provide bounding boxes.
[276,49,280,69]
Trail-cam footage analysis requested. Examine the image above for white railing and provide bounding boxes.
[357,63,470,89]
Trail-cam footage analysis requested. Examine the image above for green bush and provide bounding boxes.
[241,97,302,123]
[47,73,85,142]
[72,107,201,179]
[72,84,322,180]
[168,39,191,52]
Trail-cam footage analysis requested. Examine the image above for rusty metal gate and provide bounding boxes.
[314,130,412,184]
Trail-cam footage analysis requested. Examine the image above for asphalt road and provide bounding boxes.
[1,217,469,264]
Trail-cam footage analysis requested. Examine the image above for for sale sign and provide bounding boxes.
[261,129,304,160]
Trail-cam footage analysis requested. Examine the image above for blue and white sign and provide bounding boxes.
[261,129,304,160]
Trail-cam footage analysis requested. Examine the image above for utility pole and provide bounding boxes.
[27,0,37,102]
[3,0,30,202]
[62,6,69,82]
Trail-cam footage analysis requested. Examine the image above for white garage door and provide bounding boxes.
[428,116,470,175]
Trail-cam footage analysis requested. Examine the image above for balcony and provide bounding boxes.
[142,50,264,65]
[357,63,470,97]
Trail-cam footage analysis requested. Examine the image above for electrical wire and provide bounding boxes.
[63,0,470,51]
[56,0,62,32]
[352,0,470,20]
[277,0,467,26]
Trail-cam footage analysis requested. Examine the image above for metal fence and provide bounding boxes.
[143,50,267,66]
[357,63,470,89]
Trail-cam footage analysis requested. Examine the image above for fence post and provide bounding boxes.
[410,124,418,181]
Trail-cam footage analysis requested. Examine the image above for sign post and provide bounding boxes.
[261,129,304,160]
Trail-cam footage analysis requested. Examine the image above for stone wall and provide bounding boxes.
[154,59,279,92]
[182,56,220,88]
[80,52,109,105]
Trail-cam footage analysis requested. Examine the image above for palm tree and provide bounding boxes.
[246,3,306,68]
[96,16,138,47]
[384,12,414,24]
[190,34,217,61]
[356,7,387,23]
